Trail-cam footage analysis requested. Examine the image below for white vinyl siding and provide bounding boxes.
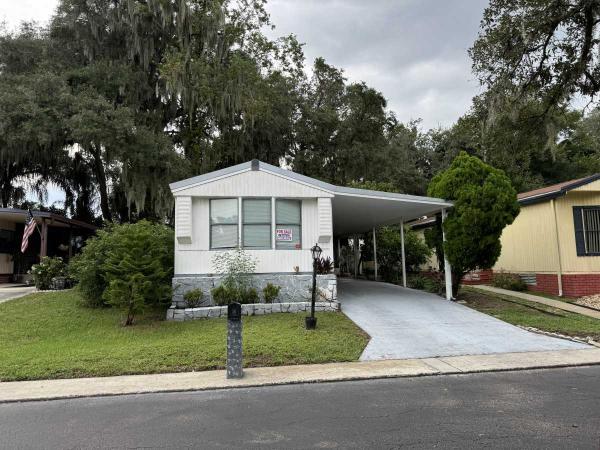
[175,196,332,274]
[210,198,239,249]
[276,199,302,250]
[242,199,272,249]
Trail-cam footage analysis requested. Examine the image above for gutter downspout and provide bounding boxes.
[551,199,564,297]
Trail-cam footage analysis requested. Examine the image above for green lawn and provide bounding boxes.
[460,286,600,340]
[0,290,368,382]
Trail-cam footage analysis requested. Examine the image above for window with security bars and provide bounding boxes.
[210,199,239,249]
[573,206,600,256]
[242,199,272,249]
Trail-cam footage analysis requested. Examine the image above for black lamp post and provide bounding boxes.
[306,243,322,330]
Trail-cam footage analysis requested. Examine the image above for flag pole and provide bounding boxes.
[30,210,42,237]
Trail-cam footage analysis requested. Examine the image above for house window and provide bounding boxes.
[573,206,600,256]
[242,199,271,249]
[275,199,301,250]
[210,199,239,249]
[0,229,15,253]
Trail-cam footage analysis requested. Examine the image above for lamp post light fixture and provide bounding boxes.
[306,243,322,330]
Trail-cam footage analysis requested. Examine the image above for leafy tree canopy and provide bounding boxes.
[471,0,600,113]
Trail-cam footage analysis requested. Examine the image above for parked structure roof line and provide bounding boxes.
[518,174,600,205]
[170,159,452,207]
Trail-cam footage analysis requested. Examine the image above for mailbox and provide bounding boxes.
[228,302,242,321]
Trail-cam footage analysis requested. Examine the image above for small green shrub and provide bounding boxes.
[30,256,67,290]
[183,288,204,307]
[492,272,527,291]
[407,275,426,290]
[239,287,259,304]
[263,283,281,303]
[211,284,259,305]
[315,257,333,274]
[211,285,231,306]
[407,273,444,295]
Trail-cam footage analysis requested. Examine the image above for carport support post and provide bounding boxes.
[400,221,406,288]
[372,227,378,281]
[441,209,453,300]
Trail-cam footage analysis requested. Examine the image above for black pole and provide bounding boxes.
[311,258,317,318]
[306,258,317,329]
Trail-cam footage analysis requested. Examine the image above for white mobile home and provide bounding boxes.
[169,160,453,310]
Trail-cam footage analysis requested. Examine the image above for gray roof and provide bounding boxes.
[170,160,452,207]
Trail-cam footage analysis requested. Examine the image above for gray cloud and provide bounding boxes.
[267,0,488,129]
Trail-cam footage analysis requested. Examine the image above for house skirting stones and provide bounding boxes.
[166,301,341,321]
[171,273,337,308]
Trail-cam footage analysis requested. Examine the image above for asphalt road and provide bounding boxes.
[1,367,600,449]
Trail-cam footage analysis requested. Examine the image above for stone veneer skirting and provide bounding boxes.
[166,301,341,321]
[171,273,337,309]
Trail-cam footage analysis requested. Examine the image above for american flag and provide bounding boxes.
[21,209,37,253]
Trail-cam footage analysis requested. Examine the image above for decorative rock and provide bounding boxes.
[207,307,223,318]
[166,299,340,321]
[171,274,337,308]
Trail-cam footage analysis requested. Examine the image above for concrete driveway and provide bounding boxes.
[0,284,36,304]
[339,279,588,361]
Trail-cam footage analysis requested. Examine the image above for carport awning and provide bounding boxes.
[331,187,452,236]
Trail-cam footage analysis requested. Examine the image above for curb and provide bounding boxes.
[2,348,600,404]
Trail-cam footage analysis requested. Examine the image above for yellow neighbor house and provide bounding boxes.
[412,174,600,297]
[493,174,600,297]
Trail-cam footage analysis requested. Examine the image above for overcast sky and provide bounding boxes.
[2,0,488,131]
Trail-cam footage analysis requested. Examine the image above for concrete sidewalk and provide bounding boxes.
[0,285,35,304]
[471,285,600,320]
[2,348,600,403]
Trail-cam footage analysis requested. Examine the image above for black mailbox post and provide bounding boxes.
[228,302,242,321]
[226,302,243,379]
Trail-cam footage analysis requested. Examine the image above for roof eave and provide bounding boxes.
[519,173,600,206]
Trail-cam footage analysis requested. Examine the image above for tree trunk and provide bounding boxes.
[0,183,9,208]
[451,270,464,300]
[1,166,13,207]
[90,146,112,222]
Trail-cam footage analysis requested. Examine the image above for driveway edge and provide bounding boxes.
[2,348,600,403]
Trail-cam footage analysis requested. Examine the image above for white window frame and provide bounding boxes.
[275,198,302,250]
[241,197,272,250]
[209,198,239,250]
